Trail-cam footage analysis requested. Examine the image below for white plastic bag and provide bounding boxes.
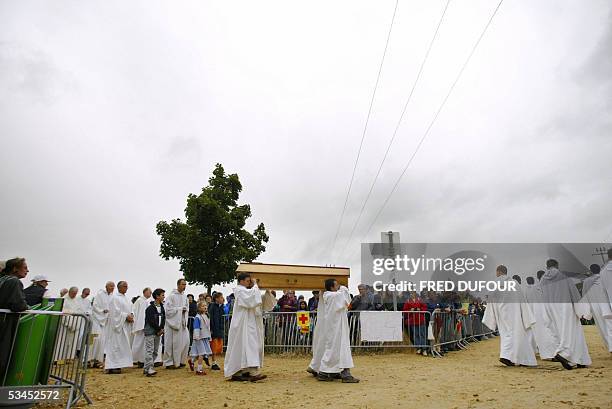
[427,320,435,341]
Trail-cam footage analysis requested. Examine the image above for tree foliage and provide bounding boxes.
[156,164,268,293]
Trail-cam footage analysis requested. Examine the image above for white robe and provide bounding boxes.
[104,293,134,369]
[54,295,84,360]
[261,290,277,312]
[319,286,353,373]
[91,290,113,362]
[540,268,591,365]
[580,274,612,352]
[523,283,558,358]
[79,296,92,315]
[163,289,189,367]
[131,296,149,363]
[76,296,92,360]
[600,260,612,310]
[224,283,264,377]
[308,291,326,372]
[482,277,537,366]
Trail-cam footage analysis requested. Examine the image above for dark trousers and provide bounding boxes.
[409,324,427,348]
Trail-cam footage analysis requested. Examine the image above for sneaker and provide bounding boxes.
[499,358,515,367]
[306,367,318,377]
[196,370,206,376]
[211,364,221,371]
[317,372,334,382]
[145,369,157,377]
[416,349,422,354]
[341,375,360,383]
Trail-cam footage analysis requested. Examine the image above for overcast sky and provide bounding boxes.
[1,0,610,298]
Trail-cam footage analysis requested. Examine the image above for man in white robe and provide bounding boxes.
[224,273,266,381]
[600,248,612,310]
[540,259,591,369]
[104,281,134,374]
[54,287,84,361]
[78,288,92,315]
[482,266,537,367]
[163,278,189,369]
[579,264,612,352]
[132,287,152,366]
[311,278,358,382]
[91,282,115,367]
[307,290,326,377]
[523,276,557,359]
[77,288,92,361]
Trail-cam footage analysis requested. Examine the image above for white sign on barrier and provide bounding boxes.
[359,311,403,342]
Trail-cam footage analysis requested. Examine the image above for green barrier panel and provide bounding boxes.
[39,298,64,384]
[4,298,64,387]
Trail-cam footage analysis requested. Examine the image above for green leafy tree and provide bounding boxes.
[156,163,269,293]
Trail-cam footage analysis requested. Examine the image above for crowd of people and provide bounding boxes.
[484,255,612,370]
[1,248,612,383]
[256,284,489,357]
[0,261,361,382]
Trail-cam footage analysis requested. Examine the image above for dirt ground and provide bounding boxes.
[76,326,611,409]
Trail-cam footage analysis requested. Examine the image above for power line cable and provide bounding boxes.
[338,0,452,258]
[347,0,505,259]
[329,0,400,257]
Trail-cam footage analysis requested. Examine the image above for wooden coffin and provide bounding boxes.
[235,262,349,290]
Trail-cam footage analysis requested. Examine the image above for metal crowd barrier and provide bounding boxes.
[429,311,495,357]
[0,308,92,409]
[261,311,317,353]
[348,311,432,351]
[220,310,444,353]
[218,310,494,355]
[470,313,494,339]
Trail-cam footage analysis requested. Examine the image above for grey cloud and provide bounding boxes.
[1,0,610,295]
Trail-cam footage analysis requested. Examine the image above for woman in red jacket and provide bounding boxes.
[402,292,428,356]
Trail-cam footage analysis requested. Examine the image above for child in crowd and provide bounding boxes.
[143,288,165,377]
[189,302,212,375]
[209,292,225,370]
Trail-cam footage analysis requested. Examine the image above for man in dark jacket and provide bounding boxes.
[143,288,165,377]
[0,258,29,384]
[349,284,381,311]
[308,290,319,311]
[208,292,225,370]
[23,274,50,306]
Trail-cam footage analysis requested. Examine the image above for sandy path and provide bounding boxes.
[77,326,611,409]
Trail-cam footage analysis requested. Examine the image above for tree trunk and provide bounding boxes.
[207,281,213,296]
